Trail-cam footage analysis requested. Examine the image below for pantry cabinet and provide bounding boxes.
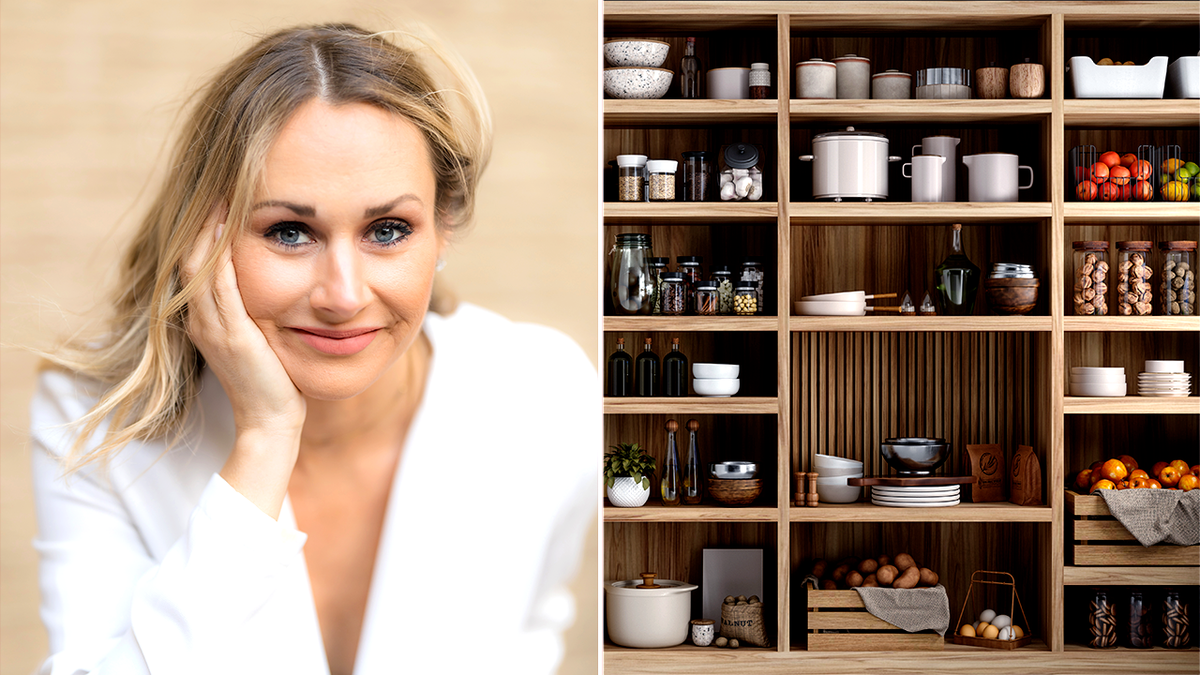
[601,2,1198,673]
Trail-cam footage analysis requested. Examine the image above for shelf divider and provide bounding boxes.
[1062,396,1200,415]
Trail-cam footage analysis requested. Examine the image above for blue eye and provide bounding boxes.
[265,222,313,248]
[369,219,413,247]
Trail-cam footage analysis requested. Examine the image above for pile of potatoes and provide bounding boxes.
[808,553,939,590]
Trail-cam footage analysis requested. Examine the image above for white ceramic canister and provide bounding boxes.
[962,153,1034,202]
[606,574,698,648]
[799,127,901,202]
[707,67,750,99]
[795,58,837,98]
[911,136,960,202]
[749,62,771,97]
[691,619,715,647]
[834,54,871,99]
[871,69,911,99]
[902,154,947,202]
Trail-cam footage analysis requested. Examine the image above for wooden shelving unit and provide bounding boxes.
[602,2,1199,672]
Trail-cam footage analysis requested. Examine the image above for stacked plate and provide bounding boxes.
[870,484,961,508]
[990,263,1034,279]
[1070,366,1126,397]
[1138,360,1191,397]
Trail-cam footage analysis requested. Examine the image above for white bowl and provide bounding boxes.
[604,67,673,99]
[793,299,867,316]
[1070,376,1125,385]
[707,67,750,99]
[603,39,670,68]
[816,482,862,504]
[815,475,862,483]
[1069,367,1125,383]
[813,454,864,469]
[812,466,863,478]
[1145,360,1185,373]
[1070,381,1127,397]
[693,363,740,379]
[693,378,740,397]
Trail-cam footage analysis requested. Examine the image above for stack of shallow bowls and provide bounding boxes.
[1138,360,1191,397]
[813,454,863,503]
[603,39,673,99]
[693,363,740,397]
[1070,366,1126,397]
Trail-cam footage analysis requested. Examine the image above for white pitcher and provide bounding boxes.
[902,154,946,202]
[962,153,1034,202]
[911,135,959,202]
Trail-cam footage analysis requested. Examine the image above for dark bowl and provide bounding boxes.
[984,278,1039,315]
[880,438,950,475]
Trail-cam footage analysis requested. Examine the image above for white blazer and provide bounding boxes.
[30,304,599,675]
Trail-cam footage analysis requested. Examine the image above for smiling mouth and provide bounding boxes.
[290,327,381,355]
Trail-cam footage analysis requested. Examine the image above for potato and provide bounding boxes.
[862,573,878,587]
[918,567,939,587]
[858,559,878,575]
[876,564,899,586]
[846,571,863,588]
[893,553,916,571]
[821,579,838,590]
[876,555,890,568]
[893,565,920,589]
[811,559,828,579]
[831,564,851,582]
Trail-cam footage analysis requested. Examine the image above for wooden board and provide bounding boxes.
[1073,544,1200,567]
[847,476,977,487]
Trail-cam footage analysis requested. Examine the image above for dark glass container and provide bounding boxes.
[935,223,980,315]
[635,337,660,397]
[606,338,633,397]
[1088,588,1117,648]
[677,255,703,313]
[681,150,712,202]
[1127,590,1152,648]
[663,338,689,396]
[1162,589,1190,648]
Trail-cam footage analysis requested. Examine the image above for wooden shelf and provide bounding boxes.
[1063,202,1200,223]
[604,397,779,414]
[789,316,1052,332]
[1064,100,1200,128]
[789,99,1051,124]
[1064,316,1200,332]
[1062,396,1200,415]
[604,316,779,332]
[604,99,778,125]
[604,201,779,223]
[789,502,1053,522]
[790,202,1052,224]
[605,504,779,522]
[1063,565,1200,586]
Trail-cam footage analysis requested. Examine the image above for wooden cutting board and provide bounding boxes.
[847,476,977,487]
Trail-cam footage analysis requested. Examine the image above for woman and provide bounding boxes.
[30,24,596,674]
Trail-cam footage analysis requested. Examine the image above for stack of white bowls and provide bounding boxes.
[1138,360,1191,397]
[813,454,863,503]
[693,363,740,397]
[1069,367,1126,397]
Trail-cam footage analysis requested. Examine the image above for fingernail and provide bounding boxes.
[215,224,224,241]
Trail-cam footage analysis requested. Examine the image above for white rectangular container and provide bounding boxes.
[1168,56,1199,98]
[1066,56,1167,98]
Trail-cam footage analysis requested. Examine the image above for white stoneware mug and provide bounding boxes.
[911,135,960,202]
[903,154,946,202]
[707,67,750,99]
[962,152,1034,202]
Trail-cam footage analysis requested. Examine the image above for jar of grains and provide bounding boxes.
[1088,588,1117,648]
[741,257,766,314]
[649,256,669,314]
[1116,241,1153,316]
[677,255,704,313]
[681,151,712,202]
[616,154,647,202]
[661,273,687,316]
[1159,241,1196,316]
[1073,241,1110,315]
[695,280,719,315]
[647,159,678,201]
[711,265,734,314]
[734,285,759,315]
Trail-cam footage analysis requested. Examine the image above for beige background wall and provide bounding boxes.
[0,1,598,673]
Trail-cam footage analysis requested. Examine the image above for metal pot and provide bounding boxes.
[605,573,698,648]
[799,127,901,201]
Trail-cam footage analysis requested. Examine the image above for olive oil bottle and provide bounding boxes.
[662,419,681,506]
[682,419,702,505]
[934,222,980,315]
[663,337,688,396]
[635,337,660,396]
[606,338,633,397]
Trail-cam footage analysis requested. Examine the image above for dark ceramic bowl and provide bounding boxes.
[984,278,1039,315]
[880,437,949,475]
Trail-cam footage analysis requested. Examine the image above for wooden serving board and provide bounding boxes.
[847,476,978,487]
[950,634,1033,650]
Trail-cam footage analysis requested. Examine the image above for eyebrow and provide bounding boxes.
[251,194,425,219]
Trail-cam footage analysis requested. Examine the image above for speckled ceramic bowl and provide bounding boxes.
[604,67,673,99]
[603,39,670,68]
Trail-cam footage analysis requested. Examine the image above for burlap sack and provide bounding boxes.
[1098,488,1200,546]
[966,444,1006,502]
[853,585,951,636]
[1009,445,1042,506]
[720,599,770,647]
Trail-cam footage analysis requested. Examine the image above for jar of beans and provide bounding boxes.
[661,273,687,316]
[741,257,766,314]
[647,159,678,201]
[1116,241,1153,316]
[1159,241,1196,316]
[711,265,734,314]
[649,257,669,314]
[1162,589,1190,648]
[695,280,719,315]
[616,154,647,202]
[1072,241,1109,316]
[734,285,759,315]
[1088,588,1117,648]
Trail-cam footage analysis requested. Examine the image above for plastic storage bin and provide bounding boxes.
[1066,56,1168,98]
[1168,56,1199,99]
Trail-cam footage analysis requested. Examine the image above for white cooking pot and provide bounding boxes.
[962,152,1034,202]
[605,573,697,648]
[799,127,901,201]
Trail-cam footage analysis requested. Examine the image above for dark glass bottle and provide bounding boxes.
[662,419,681,506]
[606,338,633,397]
[934,222,980,315]
[680,37,700,99]
[663,338,689,396]
[682,419,702,504]
[635,337,660,396]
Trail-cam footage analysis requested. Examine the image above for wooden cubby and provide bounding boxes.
[601,2,1199,672]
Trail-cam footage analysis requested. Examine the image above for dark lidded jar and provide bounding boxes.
[681,151,712,202]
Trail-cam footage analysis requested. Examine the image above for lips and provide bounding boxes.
[290,327,381,355]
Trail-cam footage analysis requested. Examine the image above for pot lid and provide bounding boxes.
[606,574,698,597]
[872,69,911,79]
[834,53,869,63]
[813,126,887,140]
[723,144,760,169]
[796,58,836,68]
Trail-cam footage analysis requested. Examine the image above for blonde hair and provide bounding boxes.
[43,23,492,471]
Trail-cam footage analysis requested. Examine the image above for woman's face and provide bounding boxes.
[233,99,444,400]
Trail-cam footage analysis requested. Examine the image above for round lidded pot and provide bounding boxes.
[834,54,871,99]
[1010,58,1045,98]
[975,62,1008,99]
[691,619,715,646]
[606,573,698,648]
[871,69,911,99]
[795,58,837,99]
[799,127,902,202]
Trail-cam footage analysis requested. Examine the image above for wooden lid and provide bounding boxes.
[1072,240,1108,251]
[1160,240,1197,251]
[690,619,715,626]
[1116,240,1152,250]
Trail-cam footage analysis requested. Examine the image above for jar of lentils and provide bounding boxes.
[649,256,669,314]
[660,273,687,316]
[711,265,734,314]
[1116,241,1153,316]
[1159,241,1196,316]
[1072,241,1109,316]
[734,285,759,315]
[740,257,766,314]
[695,280,719,315]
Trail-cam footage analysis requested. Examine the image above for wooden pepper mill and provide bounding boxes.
[807,471,820,507]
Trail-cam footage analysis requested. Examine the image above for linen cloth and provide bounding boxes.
[853,585,951,636]
[1098,488,1200,547]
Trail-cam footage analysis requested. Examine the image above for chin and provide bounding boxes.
[286,359,391,401]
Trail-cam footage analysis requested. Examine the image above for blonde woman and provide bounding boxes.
[30,24,596,674]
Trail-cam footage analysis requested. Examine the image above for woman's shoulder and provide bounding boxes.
[427,302,593,369]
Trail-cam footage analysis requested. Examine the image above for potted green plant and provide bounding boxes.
[605,443,656,507]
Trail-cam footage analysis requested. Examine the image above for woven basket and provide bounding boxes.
[720,599,770,647]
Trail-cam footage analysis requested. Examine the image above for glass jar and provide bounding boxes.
[648,257,669,314]
[661,273,687,316]
[695,281,719,315]
[616,154,647,202]
[740,258,766,314]
[647,159,678,201]
[1088,588,1117,648]
[677,255,703,313]
[1127,590,1152,648]
[734,285,758,315]
[711,265,734,314]
[718,144,764,201]
[681,151,712,202]
[1073,241,1110,316]
[749,62,770,99]
[1159,241,1196,316]
[1162,589,1190,648]
[610,233,653,315]
[1116,241,1153,316]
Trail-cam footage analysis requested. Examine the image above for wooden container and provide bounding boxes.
[707,477,762,505]
[1066,490,1200,566]
[805,581,944,651]
[983,278,1040,315]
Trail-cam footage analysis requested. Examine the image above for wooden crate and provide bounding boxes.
[805,585,944,651]
[1066,490,1200,566]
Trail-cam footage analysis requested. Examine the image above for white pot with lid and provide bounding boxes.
[605,573,698,648]
[799,127,902,201]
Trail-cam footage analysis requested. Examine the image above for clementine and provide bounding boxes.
[1192,465,1200,476]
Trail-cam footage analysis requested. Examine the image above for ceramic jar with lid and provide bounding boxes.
[749,62,770,99]
[916,68,972,99]
[1010,58,1045,98]
[690,619,715,647]
[834,54,870,99]
[976,62,1008,99]
[871,70,911,99]
[795,58,836,99]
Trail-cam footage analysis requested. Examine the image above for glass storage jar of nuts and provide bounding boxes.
[1158,241,1196,316]
[1116,241,1153,316]
[734,285,758,315]
[649,257,669,314]
[1073,241,1109,316]
[711,265,734,314]
[740,257,766,314]
[1126,590,1153,648]
[677,255,703,313]
[1162,589,1191,649]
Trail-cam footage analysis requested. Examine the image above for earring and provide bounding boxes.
[436,258,446,272]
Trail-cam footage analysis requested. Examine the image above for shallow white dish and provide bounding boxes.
[1070,381,1127,397]
[872,485,960,496]
[793,299,869,316]
[872,492,960,503]
[693,363,740,379]
[1139,391,1191,397]
[872,497,960,508]
[1144,361,1186,373]
[692,378,740,397]
[815,475,862,484]
[813,466,864,478]
[1070,367,1126,383]
[1070,377,1125,385]
[604,67,674,99]
[816,482,861,504]
[603,39,670,68]
[813,454,865,470]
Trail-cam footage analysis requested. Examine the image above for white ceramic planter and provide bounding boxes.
[607,477,651,507]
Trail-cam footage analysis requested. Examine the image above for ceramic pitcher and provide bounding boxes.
[902,154,946,202]
[962,153,1034,202]
[911,136,960,202]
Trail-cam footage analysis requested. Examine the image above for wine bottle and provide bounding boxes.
[606,338,633,396]
[635,337,659,396]
[663,337,688,396]
[934,223,980,315]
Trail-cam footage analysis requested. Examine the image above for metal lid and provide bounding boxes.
[677,255,702,264]
[915,67,971,87]
[813,126,887,140]
[682,150,711,160]
[615,233,649,244]
[723,144,760,169]
[649,256,669,267]
[742,256,765,265]
[662,272,685,281]
[696,281,718,290]
[712,264,732,273]
[734,284,756,291]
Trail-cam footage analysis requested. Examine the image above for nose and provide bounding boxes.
[309,238,371,321]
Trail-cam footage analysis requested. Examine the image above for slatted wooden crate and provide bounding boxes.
[1066,490,1200,566]
[805,582,944,651]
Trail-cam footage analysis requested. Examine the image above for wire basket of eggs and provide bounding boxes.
[950,570,1033,650]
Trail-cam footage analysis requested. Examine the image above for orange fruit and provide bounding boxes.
[1152,461,1169,476]
[1179,474,1198,492]
[1101,458,1129,483]
[1109,165,1131,186]
[1132,477,1154,489]
[1075,181,1098,201]
[1129,469,1149,480]
[1170,460,1190,476]
[1090,162,1110,184]
[1119,153,1137,167]
[1075,469,1094,492]
[1099,182,1121,201]
[1130,159,1152,181]
[1158,466,1181,488]
[1099,151,1121,168]
[1090,479,1117,493]
[1118,455,1139,472]
[1147,479,1162,489]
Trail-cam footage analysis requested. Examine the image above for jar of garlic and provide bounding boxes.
[1116,241,1153,316]
[1073,241,1109,316]
[718,143,764,201]
[1159,241,1196,316]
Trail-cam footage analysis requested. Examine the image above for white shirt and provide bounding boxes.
[30,303,599,675]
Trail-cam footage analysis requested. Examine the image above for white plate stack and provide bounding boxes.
[870,484,961,508]
[1069,367,1126,397]
[1138,360,1191,397]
